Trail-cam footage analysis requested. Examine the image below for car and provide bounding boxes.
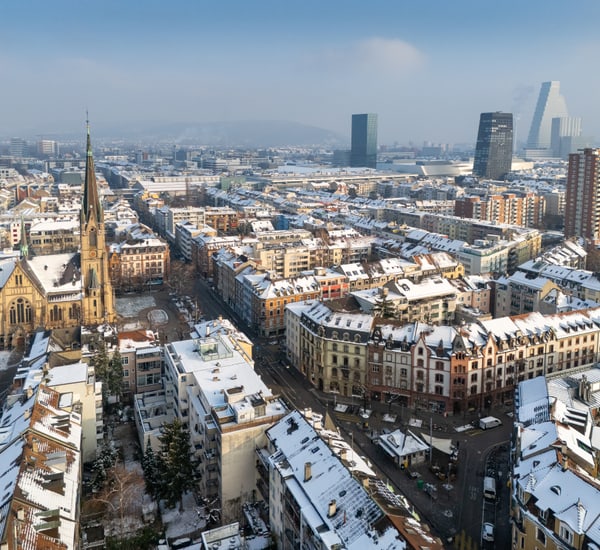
[482,522,495,542]
[358,408,372,419]
[423,483,438,500]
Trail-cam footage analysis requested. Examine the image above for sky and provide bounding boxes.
[1,0,599,146]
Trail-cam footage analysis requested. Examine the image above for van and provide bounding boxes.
[483,476,496,500]
[479,416,502,430]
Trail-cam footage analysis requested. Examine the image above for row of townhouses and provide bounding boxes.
[287,302,600,414]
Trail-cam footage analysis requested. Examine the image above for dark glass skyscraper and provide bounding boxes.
[473,112,513,180]
[350,113,378,168]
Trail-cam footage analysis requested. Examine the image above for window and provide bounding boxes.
[122,357,129,365]
[435,373,444,383]
[372,365,379,373]
[400,368,407,377]
[537,525,547,543]
[559,525,572,545]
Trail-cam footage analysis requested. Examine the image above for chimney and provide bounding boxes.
[304,462,312,482]
[328,499,337,517]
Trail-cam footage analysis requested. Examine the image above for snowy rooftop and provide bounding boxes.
[378,429,430,460]
[26,252,82,295]
[45,362,89,387]
[516,377,550,426]
[267,411,403,549]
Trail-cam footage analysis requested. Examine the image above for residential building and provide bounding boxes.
[118,330,162,399]
[473,112,513,180]
[28,217,80,254]
[511,373,600,550]
[135,332,287,523]
[350,113,378,168]
[494,272,560,317]
[46,361,103,463]
[108,225,170,291]
[262,410,403,549]
[352,277,458,324]
[293,299,373,396]
[565,148,600,242]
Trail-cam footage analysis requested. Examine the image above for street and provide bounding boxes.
[177,277,514,548]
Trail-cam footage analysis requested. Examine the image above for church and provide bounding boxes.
[0,125,115,349]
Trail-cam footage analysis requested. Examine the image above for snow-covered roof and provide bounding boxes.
[267,411,403,549]
[378,429,430,460]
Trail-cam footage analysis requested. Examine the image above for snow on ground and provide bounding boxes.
[161,493,207,541]
[148,309,169,325]
[116,295,157,318]
[0,351,13,371]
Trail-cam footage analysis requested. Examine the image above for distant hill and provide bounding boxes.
[94,120,346,148]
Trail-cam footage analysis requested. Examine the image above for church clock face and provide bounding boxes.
[89,250,97,258]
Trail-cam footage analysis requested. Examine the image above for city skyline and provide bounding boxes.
[1,0,599,145]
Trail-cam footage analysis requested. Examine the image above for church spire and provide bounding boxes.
[82,118,102,225]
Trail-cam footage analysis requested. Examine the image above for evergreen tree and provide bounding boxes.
[158,418,195,510]
[141,442,163,500]
[91,443,118,491]
[108,348,124,400]
[373,291,396,319]
[90,337,123,404]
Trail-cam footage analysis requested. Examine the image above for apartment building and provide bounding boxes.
[203,206,239,234]
[290,300,373,396]
[46,361,103,463]
[28,217,80,254]
[108,226,170,291]
[454,192,545,228]
[135,332,287,523]
[118,330,163,399]
[261,410,404,549]
[494,272,560,317]
[192,234,243,278]
[235,272,321,337]
[511,373,600,549]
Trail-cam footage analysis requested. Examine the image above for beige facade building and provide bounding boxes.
[135,332,287,523]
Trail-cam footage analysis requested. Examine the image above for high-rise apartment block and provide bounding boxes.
[350,113,378,168]
[473,112,513,180]
[37,139,59,157]
[565,148,600,243]
[9,137,27,158]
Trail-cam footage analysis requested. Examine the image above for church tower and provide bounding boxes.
[80,123,115,325]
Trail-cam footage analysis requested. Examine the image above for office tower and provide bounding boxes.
[527,81,568,150]
[565,148,600,242]
[473,112,513,180]
[350,113,377,168]
[9,137,28,158]
[37,139,59,157]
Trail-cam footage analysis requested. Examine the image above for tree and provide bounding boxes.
[108,348,124,401]
[141,442,162,500]
[373,291,396,319]
[91,443,118,491]
[90,337,123,404]
[158,418,195,510]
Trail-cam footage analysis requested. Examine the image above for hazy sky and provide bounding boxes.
[2,0,599,145]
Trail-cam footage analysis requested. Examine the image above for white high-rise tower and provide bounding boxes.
[526,81,568,150]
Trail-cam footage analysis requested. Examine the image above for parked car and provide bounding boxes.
[423,483,438,500]
[482,522,495,542]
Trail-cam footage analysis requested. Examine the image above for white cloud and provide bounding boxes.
[354,37,425,72]
[301,36,425,76]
